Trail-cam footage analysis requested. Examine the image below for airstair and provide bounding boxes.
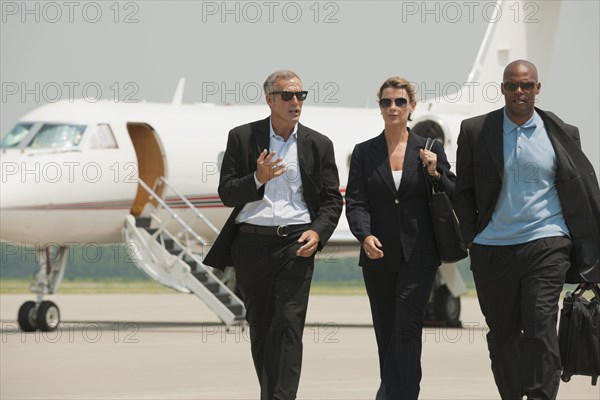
[122,177,245,327]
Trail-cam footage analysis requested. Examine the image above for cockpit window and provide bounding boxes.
[0,123,33,148]
[28,124,86,148]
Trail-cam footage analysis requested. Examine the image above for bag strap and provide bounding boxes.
[588,284,600,300]
[422,137,437,200]
[423,168,433,201]
[571,283,600,300]
[425,137,435,152]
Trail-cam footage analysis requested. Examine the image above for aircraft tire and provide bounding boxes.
[433,285,461,326]
[37,301,60,332]
[18,301,38,332]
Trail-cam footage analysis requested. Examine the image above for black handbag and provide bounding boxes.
[558,284,600,385]
[423,138,468,264]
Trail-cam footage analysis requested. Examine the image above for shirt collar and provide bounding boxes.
[269,118,298,141]
[503,108,540,135]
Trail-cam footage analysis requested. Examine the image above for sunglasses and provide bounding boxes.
[270,91,308,101]
[503,81,537,91]
[378,97,408,108]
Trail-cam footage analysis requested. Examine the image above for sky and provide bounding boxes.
[1,0,599,169]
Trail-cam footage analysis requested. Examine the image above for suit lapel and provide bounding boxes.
[297,123,310,173]
[296,123,319,220]
[398,131,425,196]
[538,109,578,180]
[482,109,505,179]
[369,132,397,196]
[252,117,271,158]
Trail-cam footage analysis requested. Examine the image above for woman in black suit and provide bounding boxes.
[345,77,456,399]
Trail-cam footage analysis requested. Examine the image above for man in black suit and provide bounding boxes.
[203,70,342,400]
[454,60,600,399]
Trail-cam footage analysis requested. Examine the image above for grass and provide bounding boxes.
[0,279,173,295]
[1,278,372,295]
[1,279,482,297]
[3,279,579,298]
[310,282,367,295]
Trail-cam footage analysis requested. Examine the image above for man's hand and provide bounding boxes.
[256,150,285,184]
[296,230,319,257]
[363,235,384,259]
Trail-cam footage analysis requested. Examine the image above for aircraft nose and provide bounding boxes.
[0,152,24,209]
[1,153,25,242]
[1,153,66,245]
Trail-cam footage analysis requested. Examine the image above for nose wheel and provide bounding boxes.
[17,246,67,332]
[17,301,37,332]
[426,284,462,327]
[17,300,61,332]
[37,301,61,331]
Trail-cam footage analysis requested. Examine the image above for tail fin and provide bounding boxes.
[171,78,186,106]
[432,0,562,115]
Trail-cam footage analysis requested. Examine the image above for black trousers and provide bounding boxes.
[362,265,438,400]
[470,237,571,400]
[231,229,314,400]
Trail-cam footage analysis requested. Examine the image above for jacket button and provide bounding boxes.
[394,199,399,204]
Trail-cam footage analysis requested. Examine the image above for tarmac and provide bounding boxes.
[1,293,597,399]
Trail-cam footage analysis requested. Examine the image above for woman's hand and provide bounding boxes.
[363,235,384,259]
[419,148,440,178]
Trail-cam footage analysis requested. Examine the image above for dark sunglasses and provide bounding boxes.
[378,97,408,108]
[503,81,537,91]
[270,91,308,101]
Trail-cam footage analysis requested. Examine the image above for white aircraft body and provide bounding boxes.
[0,0,570,331]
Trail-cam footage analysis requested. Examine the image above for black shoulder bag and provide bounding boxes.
[423,138,468,264]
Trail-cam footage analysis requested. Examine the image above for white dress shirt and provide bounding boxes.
[235,119,311,226]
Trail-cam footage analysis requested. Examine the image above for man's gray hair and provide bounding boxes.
[263,70,301,95]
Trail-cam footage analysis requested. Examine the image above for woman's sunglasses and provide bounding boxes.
[378,97,408,108]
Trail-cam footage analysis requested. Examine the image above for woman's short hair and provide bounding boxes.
[377,77,416,103]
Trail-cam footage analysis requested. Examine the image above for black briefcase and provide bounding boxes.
[558,284,600,385]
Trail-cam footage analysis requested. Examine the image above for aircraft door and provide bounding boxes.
[127,123,167,216]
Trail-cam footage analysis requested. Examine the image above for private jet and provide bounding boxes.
[1,0,568,331]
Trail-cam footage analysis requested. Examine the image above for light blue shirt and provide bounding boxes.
[235,119,311,226]
[474,109,569,245]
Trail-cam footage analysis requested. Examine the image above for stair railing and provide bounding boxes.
[152,176,221,239]
[135,177,241,306]
[138,178,208,249]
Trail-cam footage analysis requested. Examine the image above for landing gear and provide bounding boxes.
[432,285,461,326]
[17,300,61,332]
[426,284,462,327]
[17,246,68,332]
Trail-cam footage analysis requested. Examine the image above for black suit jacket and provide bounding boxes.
[345,130,456,270]
[453,107,600,283]
[203,117,343,270]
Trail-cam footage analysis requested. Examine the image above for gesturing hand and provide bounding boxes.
[256,150,285,184]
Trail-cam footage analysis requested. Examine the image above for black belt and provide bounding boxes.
[237,223,311,237]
